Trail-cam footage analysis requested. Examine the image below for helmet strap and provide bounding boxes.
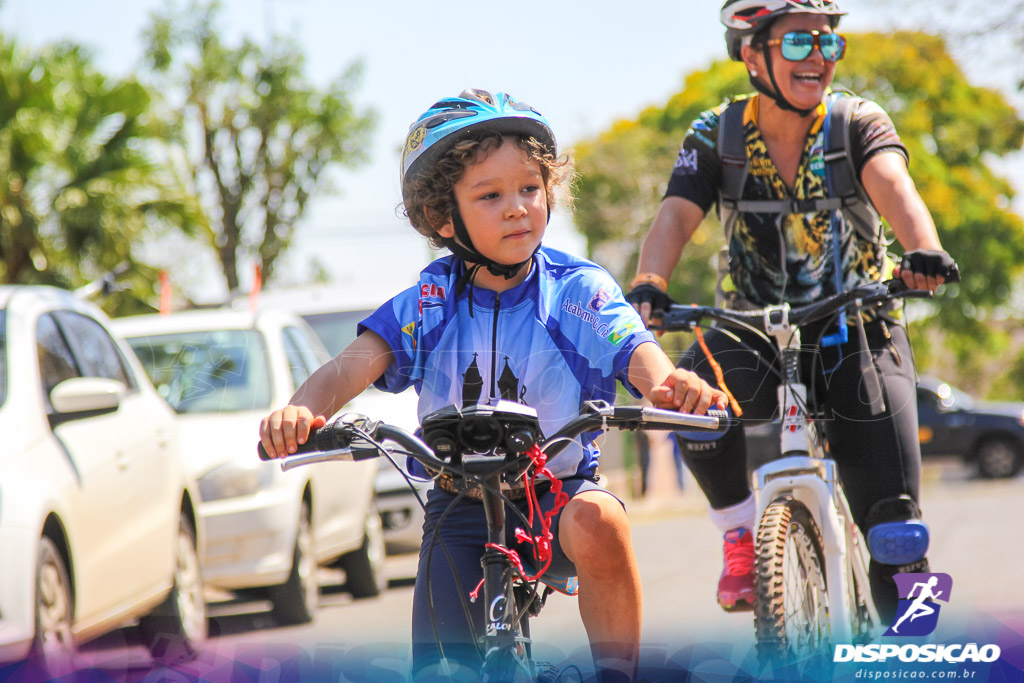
[441,206,536,281]
[751,47,818,118]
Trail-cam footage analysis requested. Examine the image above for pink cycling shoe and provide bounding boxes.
[717,527,755,612]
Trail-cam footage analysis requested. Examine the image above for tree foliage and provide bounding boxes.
[142,1,376,292]
[574,31,1024,394]
[0,36,200,311]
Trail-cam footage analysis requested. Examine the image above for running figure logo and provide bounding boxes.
[884,573,952,636]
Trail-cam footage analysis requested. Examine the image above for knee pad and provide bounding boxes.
[674,410,740,459]
[865,495,930,566]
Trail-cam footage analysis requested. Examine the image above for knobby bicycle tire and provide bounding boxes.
[754,497,831,659]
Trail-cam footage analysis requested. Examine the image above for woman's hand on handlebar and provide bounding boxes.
[895,249,960,293]
[650,368,728,415]
[259,405,327,460]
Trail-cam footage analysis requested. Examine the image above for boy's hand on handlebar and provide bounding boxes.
[895,249,960,293]
[259,405,327,459]
[650,369,728,415]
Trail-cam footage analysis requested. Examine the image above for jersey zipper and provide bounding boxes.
[490,292,501,399]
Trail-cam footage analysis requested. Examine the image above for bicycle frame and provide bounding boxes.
[753,303,880,644]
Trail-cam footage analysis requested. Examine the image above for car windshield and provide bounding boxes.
[127,329,272,413]
[0,310,7,407]
[301,309,372,356]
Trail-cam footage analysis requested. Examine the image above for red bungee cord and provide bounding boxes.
[469,443,569,601]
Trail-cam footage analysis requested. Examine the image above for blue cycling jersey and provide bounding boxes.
[358,246,656,480]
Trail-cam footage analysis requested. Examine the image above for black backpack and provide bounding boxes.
[714,91,889,305]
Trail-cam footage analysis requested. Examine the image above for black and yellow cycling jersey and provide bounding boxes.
[665,93,908,307]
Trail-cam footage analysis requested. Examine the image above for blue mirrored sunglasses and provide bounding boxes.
[764,31,847,62]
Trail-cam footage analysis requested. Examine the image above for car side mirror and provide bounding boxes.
[50,377,125,421]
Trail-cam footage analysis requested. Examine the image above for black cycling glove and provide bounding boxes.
[625,283,675,314]
[900,249,960,283]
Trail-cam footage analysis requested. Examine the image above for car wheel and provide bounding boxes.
[31,537,75,676]
[270,501,318,625]
[339,502,386,599]
[974,437,1023,479]
[139,515,207,666]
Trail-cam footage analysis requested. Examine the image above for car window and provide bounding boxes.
[281,326,322,390]
[301,309,372,356]
[127,329,272,413]
[37,313,81,412]
[53,311,135,389]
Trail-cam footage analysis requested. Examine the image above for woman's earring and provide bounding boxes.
[751,69,759,76]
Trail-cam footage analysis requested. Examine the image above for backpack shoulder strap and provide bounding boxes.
[823,92,886,244]
[716,99,752,244]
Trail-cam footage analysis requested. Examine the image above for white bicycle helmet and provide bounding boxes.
[722,0,845,60]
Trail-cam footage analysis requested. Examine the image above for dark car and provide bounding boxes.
[742,376,1024,479]
[915,376,1024,479]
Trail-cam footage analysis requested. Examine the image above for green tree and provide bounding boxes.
[143,1,376,292]
[574,31,1024,393]
[0,36,200,311]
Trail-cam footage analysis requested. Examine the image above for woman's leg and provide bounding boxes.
[673,327,779,610]
[821,320,927,623]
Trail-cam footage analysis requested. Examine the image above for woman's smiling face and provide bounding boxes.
[751,13,838,111]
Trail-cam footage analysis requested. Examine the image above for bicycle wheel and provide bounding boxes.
[848,563,874,643]
[754,497,830,659]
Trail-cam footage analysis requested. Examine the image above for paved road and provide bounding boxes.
[37,458,1024,680]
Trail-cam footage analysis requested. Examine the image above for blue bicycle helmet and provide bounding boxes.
[401,89,557,281]
[401,88,556,194]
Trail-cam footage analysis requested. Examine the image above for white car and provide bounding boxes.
[112,308,384,625]
[247,286,427,554]
[0,286,205,674]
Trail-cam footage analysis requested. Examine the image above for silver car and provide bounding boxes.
[112,308,384,625]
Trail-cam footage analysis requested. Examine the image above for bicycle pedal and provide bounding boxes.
[867,520,930,565]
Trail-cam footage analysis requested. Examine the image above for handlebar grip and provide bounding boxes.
[256,422,350,461]
[257,442,275,461]
[706,408,730,424]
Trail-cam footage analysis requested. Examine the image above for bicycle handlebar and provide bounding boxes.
[257,401,729,470]
[653,279,932,334]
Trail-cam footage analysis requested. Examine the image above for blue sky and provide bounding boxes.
[1,0,1020,301]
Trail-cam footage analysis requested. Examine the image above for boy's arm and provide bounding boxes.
[626,341,726,415]
[260,330,394,458]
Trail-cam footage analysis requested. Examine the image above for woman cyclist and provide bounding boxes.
[626,0,959,622]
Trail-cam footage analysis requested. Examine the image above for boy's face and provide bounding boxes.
[439,138,547,267]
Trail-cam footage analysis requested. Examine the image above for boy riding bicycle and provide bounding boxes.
[259,89,727,681]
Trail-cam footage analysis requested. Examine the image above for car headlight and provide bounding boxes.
[198,461,274,502]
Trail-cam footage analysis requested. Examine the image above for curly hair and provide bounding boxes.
[402,132,574,249]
